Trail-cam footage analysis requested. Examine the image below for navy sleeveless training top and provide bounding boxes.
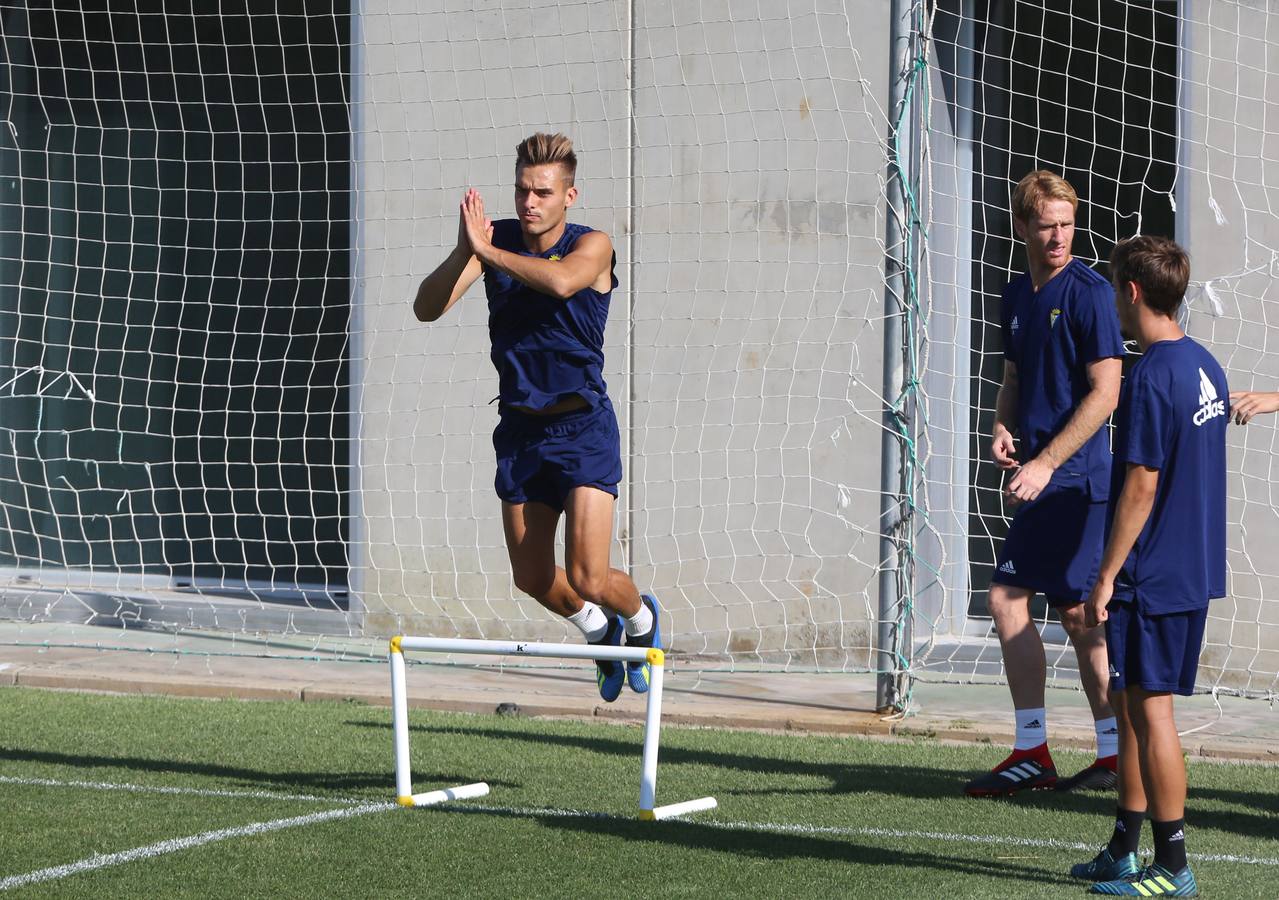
[483,220,618,410]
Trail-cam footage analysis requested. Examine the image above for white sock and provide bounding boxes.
[623,600,654,638]
[1095,716,1119,759]
[1014,707,1048,751]
[567,602,610,642]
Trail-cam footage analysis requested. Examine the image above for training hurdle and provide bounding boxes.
[388,635,717,820]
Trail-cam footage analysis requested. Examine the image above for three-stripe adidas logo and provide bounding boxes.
[1194,367,1225,426]
[997,760,1046,783]
[1128,871,1185,894]
[998,560,1016,575]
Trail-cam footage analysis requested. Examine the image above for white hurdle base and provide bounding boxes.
[647,796,720,820]
[400,782,490,808]
[388,634,715,819]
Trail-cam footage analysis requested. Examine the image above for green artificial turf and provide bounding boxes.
[1,686,1276,898]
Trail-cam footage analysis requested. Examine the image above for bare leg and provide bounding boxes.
[1112,689,1147,813]
[563,486,641,618]
[988,583,1045,710]
[1058,602,1114,721]
[501,501,585,617]
[1126,687,1185,821]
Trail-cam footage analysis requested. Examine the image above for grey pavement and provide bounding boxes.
[1,622,1276,765]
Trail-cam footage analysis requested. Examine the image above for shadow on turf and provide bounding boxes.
[353,721,1279,842]
[440,804,1079,888]
[0,745,518,796]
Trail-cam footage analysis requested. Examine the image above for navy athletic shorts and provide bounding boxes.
[990,481,1107,605]
[1105,598,1207,696]
[493,400,622,512]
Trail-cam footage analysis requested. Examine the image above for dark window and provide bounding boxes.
[0,3,351,603]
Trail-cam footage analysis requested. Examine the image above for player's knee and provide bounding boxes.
[986,586,1026,623]
[566,566,608,604]
[1057,603,1090,636]
[511,567,555,600]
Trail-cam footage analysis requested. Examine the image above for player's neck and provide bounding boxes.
[1027,254,1071,291]
[1134,311,1184,351]
[522,219,568,255]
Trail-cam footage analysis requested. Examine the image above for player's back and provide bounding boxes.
[1114,335,1227,611]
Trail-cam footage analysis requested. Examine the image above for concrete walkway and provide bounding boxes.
[2,622,1276,764]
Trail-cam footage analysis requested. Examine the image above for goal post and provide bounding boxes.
[387,635,717,820]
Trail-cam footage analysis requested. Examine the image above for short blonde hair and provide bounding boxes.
[515,132,577,185]
[1011,170,1078,223]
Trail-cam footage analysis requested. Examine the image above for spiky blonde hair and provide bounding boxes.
[515,132,577,184]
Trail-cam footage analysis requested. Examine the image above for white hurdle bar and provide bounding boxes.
[388,634,717,820]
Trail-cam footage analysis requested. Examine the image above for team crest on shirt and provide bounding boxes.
[1193,367,1226,426]
[549,253,562,261]
[1049,308,1061,328]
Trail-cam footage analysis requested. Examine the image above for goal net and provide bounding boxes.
[1,1,1277,702]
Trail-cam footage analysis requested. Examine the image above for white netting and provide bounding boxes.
[0,2,898,674]
[914,0,1279,698]
[1,1,1277,700]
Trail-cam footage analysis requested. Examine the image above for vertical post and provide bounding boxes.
[638,649,664,816]
[389,638,413,804]
[1173,0,1191,247]
[877,0,919,712]
[347,0,367,622]
[623,0,638,575]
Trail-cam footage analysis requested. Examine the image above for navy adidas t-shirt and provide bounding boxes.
[1108,336,1228,613]
[1001,259,1125,499]
[483,220,618,411]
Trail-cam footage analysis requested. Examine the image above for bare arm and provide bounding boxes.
[413,189,488,322]
[1229,390,1279,425]
[1085,462,1159,627]
[413,247,483,322]
[991,361,1020,469]
[462,191,612,299]
[1007,356,1121,501]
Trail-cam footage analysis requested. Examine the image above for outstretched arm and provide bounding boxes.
[1229,390,1279,425]
[413,189,488,322]
[1007,356,1121,503]
[461,191,611,299]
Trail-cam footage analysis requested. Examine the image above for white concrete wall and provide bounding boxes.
[353,0,893,666]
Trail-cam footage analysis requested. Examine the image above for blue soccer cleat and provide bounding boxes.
[625,593,662,694]
[1090,863,1198,896]
[1070,847,1141,881]
[589,614,625,702]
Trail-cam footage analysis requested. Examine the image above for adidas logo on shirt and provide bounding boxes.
[1010,315,1020,334]
[1194,367,1226,426]
[998,560,1016,575]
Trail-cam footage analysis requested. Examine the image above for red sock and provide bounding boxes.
[998,742,1053,769]
[1094,754,1118,771]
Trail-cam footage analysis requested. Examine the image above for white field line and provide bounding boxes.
[0,774,366,805]
[3,776,1277,884]
[441,801,1279,868]
[0,802,395,891]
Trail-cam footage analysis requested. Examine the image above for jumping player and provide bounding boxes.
[413,132,659,701]
[1073,235,1226,897]
[964,171,1125,797]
